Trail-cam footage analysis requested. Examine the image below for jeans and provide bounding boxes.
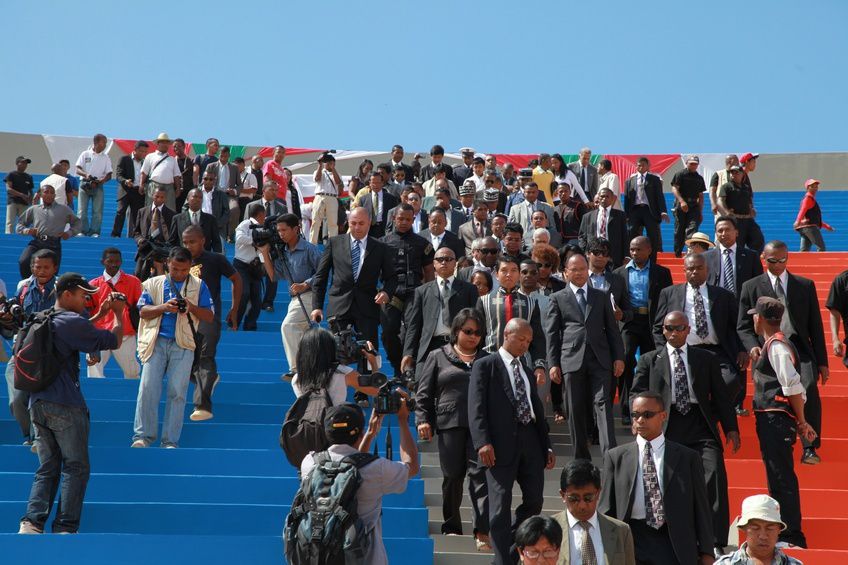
[799,226,826,252]
[5,357,31,440]
[23,400,90,533]
[133,337,194,447]
[78,186,104,236]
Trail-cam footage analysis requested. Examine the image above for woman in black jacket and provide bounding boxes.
[415,308,491,551]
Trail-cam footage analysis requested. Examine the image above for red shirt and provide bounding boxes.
[794,192,831,230]
[88,271,143,335]
[262,160,290,201]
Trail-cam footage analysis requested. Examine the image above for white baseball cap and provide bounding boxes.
[737,494,786,530]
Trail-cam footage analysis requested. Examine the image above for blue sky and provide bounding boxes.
[1,0,845,154]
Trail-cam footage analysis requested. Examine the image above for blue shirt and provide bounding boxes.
[138,278,213,339]
[274,237,322,285]
[626,260,650,308]
[31,310,118,408]
[16,276,57,316]
[589,272,610,292]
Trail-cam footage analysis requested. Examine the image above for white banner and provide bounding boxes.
[42,134,113,169]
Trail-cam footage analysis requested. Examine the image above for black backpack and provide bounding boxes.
[284,451,378,565]
[280,389,333,469]
[13,308,62,393]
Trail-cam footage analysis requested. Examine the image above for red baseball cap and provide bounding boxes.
[740,153,759,164]
[804,179,821,189]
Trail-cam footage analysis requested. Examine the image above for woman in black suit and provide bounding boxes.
[415,308,491,551]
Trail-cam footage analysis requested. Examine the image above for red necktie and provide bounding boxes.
[505,292,514,323]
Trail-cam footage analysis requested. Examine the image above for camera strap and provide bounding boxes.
[166,275,198,340]
[148,154,170,180]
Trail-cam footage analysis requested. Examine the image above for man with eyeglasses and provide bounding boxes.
[737,240,828,466]
[600,391,715,565]
[458,236,501,290]
[401,247,478,374]
[552,459,635,565]
[633,311,740,557]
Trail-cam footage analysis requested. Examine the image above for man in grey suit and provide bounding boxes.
[204,146,241,241]
[457,202,492,256]
[508,182,555,235]
[545,253,625,460]
[569,148,599,201]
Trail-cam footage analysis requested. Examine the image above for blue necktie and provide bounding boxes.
[351,239,361,281]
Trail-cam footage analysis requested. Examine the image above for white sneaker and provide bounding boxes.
[131,439,148,448]
[18,521,43,534]
[91,234,99,238]
[163,444,177,449]
[190,409,213,421]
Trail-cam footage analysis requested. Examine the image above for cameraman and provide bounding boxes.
[380,204,435,374]
[300,401,419,565]
[257,213,321,376]
[309,152,342,244]
[132,247,215,448]
[232,205,266,330]
[3,249,59,448]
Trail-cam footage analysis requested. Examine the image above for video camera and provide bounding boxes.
[327,317,372,365]
[138,238,172,263]
[359,369,417,415]
[250,215,283,257]
[0,296,25,334]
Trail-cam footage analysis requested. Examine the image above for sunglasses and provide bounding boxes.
[631,410,661,420]
[521,549,559,560]
[539,263,553,269]
[565,493,598,504]
[434,257,456,263]
[663,324,687,332]
[460,328,483,336]
[765,257,788,264]
[485,180,496,185]
[479,248,499,255]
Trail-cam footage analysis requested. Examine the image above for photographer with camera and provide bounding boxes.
[309,151,342,244]
[16,184,82,279]
[132,246,215,448]
[246,180,287,312]
[256,213,320,376]
[415,307,491,550]
[73,133,113,237]
[232,204,267,331]
[132,186,175,281]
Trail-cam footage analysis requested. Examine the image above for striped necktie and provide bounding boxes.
[351,239,362,281]
[722,248,736,295]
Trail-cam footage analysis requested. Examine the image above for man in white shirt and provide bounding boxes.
[232,205,265,331]
[468,157,487,191]
[309,152,343,244]
[74,133,113,237]
[39,164,72,207]
[140,133,182,211]
[598,158,622,210]
[552,459,636,565]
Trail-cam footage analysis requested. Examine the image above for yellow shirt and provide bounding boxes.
[533,166,554,203]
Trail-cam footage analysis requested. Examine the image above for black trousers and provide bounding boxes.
[620,314,655,419]
[666,406,729,547]
[736,217,764,253]
[233,259,263,330]
[672,204,702,255]
[380,301,408,374]
[191,319,221,412]
[798,356,822,450]
[755,411,807,547]
[437,427,489,536]
[111,194,144,237]
[261,273,277,308]
[486,424,544,565]
[628,205,663,253]
[566,348,616,460]
[628,520,681,565]
[19,238,61,279]
[692,344,742,403]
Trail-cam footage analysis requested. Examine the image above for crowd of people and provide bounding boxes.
[2,136,843,565]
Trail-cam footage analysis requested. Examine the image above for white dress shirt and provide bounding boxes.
[569,282,590,300]
[433,275,455,337]
[665,343,698,404]
[412,214,422,233]
[717,243,737,289]
[555,170,588,203]
[633,173,648,206]
[599,171,621,199]
[684,283,718,345]
[102,269,121,286]
[315,170,338,196]
[234,218,260,263]
[767,340,807,399]
[566,510,604,565]
[201,189,214,215]
[497,347,536,421]
[217,162,230,189]
[141,151,181,183]
[766,269,795,334]
[631,434,666,520]
[132,157,143,185]
[240,169,258,195]
[149,204,165,237]
[75,149,112,179]
[430,231,443,250]
[350,234,367,274]
[595,206,611,238]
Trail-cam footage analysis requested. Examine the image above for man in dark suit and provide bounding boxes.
[600,391,715,565]
[418,144,454,183]
[458,202,492,256]
[170,188,221,253]
[384,144,414,184]
[624,157,669,256]
[418,208,466,260]
[310,207,398,347]
[452,147,475,188]
[132,186,175,280]
[204,147,241,241]
[633,311,740,555]
[112,140,148,237]
[704,216,763,297]
[579,187,629,268]
[613,236,673,424]
[569,148,599,201]
[653,253,747,401]
[355,172,399,238]
[197,170,230,244]
[401,247,479,373]
[737,240,829,465]
[545,253,625,460]
[469,318,555,565]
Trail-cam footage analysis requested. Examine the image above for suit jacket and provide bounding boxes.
[244,198,287,221]
[311,234,399,321]
[600,439,714,563]
[418,228,466,260]
[568,162,599,200]
[631,347,738,446]
[403,278,479,362]
[552,511,635,565]
[356,190,399,237]
[703,246,763,296]
[204,161,240,190]
[386,206,428,234]
[419,162,454,184]
[544,285,625,373]
[737,273,828,376]
[624,172,667,221]
[652,283,743,363]
[590,270,631,324]
[452,163,473,188]
[169,210,221,253]
[508,200,556,234]
[613,261,673,324]
[196,188,230,233]
[468,352,552,467]
[132,205,175,246]
[579,208,629,268]
[457,219,492,255]
[115,154,144,202]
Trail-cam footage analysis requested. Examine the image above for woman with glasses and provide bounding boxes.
[415,308,491,551]
[470,269,493,297]
[531,243,566,295]
[515,515,563,564]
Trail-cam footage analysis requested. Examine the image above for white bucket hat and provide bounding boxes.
[737,494,786,530]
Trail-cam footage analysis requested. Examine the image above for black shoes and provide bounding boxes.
[801,448,821,465]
